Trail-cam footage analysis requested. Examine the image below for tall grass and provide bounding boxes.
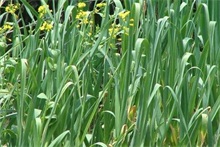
[0,0,220,146]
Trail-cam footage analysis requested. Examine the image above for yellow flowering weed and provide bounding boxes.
[78,2,86,9]
[5,3,20,15]
[40,21,53,31]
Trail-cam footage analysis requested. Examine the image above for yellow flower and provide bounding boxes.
[96,3,106,8]
[38,5,48,13]
[76,10,90,26]
[38,5,50,18]
[129,23,134,27]
[82,18,89,24]
[40,21,53,31]
[5,3,20,14]
[109,23,121,38]
[119,11,130,21]
[78,2,86,8]
[0,23,13,34]
[117,38,122,41]
[76,10,88,20]
[3,24,13,30]
[129,19,134,27]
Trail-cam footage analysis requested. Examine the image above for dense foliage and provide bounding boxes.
[1,0,220,146]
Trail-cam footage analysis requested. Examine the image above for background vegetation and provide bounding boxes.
[1,0,220,146]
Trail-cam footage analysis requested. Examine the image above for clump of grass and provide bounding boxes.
[1,0,220,146]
